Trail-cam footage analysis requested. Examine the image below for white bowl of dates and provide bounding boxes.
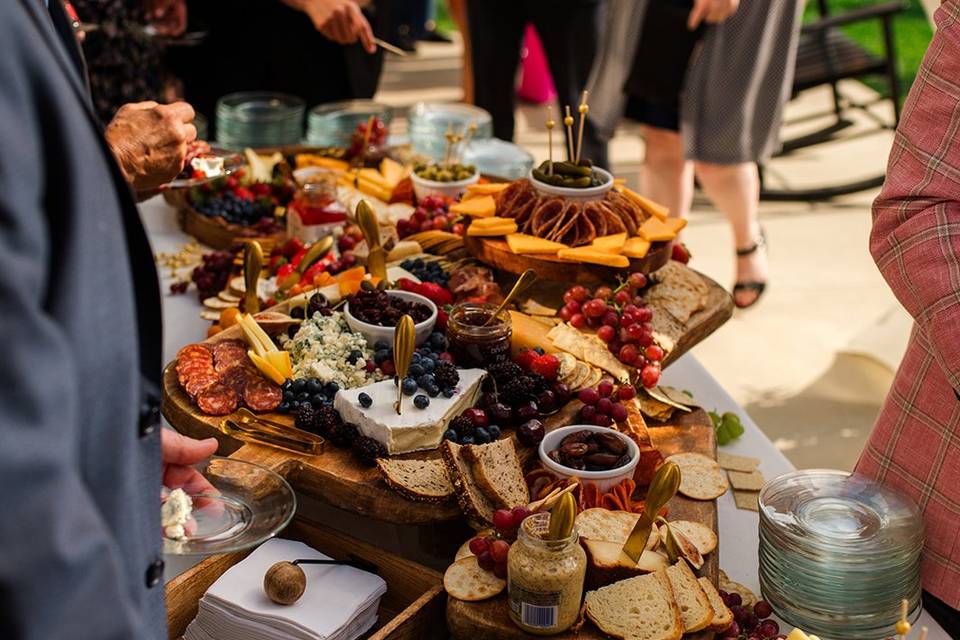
[344,289,437,347]
[411,162,479,201]
[528,162,613,202]
[538,425,639,493]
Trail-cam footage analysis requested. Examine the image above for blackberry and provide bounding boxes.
[353,435,387,465]
[294,404,318,434]
[450,414,475,438]
[314,404,343,437]
[488,360,523,384]
[500,375,539,406]
[433,360,459,391]
[527,373,550,395]
[328,421,359,447]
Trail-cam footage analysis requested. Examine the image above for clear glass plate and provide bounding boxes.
[162,456,296,556]
[164,147,245,189]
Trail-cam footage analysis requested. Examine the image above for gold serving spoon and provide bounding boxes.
[484,268,537,326]
[393,315,415,415]
[356,200,386,283]
[621,461,680,563]
[243,240,263,314]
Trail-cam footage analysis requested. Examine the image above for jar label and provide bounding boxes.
[509,585,561,629]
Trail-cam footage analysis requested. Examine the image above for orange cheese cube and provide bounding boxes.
[465,182,510,195]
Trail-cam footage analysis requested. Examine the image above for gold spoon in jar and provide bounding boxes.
[483,268,537,326]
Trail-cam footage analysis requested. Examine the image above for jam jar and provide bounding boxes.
[445,302,512,368]
[507,512,586,635]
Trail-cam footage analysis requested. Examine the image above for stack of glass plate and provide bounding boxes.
[462,139,534,180]
[759,470,924,640]
[216,92,305,149]
[408,102,493,160]
[305,100,393,147]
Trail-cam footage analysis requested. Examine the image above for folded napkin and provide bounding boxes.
[184,538,387,640]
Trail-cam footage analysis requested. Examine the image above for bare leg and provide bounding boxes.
[640,125,694,219]
[693,161,767,307]
[447,0,473,103]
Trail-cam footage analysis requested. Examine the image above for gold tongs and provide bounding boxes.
[220,408,324,455]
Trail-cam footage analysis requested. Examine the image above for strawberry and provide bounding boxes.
[415,282,453,306]
[279,238,305,259]
[251,182,272,197]
[671,242,691,264]
[276,263,299,290]
[435,308,449,332]
[395,278,419,292]
[225,175,239,189]
[268,254,288,273]
[234,187,255,202]
[290,247,308,268]
[300,261,327,284]
[515,349,539,371]
[530,354,561,380]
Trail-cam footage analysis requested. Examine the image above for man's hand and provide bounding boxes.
[291,0,376,53]
[104,101,197,193]
[688,0,740,30]
[144,0,187,37]
[161,430,218,494]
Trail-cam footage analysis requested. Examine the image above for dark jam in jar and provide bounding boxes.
[446,302,512,368]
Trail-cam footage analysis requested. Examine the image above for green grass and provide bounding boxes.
[804,0,933,104]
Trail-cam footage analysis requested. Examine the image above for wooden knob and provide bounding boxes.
[264,561,306,605]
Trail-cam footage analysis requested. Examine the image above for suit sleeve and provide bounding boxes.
[0,12,146,640]
[871,2,960,394]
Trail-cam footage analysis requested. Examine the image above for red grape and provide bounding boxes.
[610,402,628,423]
[614,289,632,305]
[628,272,648,289]
[594,286,613,300]
[490,539,511,563]
[493,509,514,532]
[511,505,532,526]
[619,327,634,344]
[622,304,640,317]
[637,328,654,348]
[567,285,590,303]
[493,562,508,579]
[721,622,740,639]
[757,621,779,637]
[570,313,586,329]
[578,388,600,405]
[618,384,637,400]
[594,413,613,427]
[641,364,661,388]
[586,316,602,329]
[477,550,495,571]
[451,223,465,236]
[563,300,581,314]
[597,398,613,415]
[725,592,742,607]
[635,307,653,322]
[579,405,597,422]
[626,323,645,341]
[431,216,447,230]
[597,325,616,343]
[619,343,640,365]
[583,299,607,318]
[602,311,620,328]
[645,345,664,362]
[753,601,773,619]
[558,306,573,322]
[731,606,748,625]
[597,380,614,397]
[469,537,490,556]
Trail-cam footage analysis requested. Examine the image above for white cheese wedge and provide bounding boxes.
[161,488,193,541]
[334,368,486,454]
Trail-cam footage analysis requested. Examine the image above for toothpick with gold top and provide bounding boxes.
[457,121,478,164]
[546,106,556,176]
[442,122,455,168]
[564,106,575,162]
[393,315,415,415]
[575,90,589,165]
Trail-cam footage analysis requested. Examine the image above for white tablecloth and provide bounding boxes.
[141,196,948,638]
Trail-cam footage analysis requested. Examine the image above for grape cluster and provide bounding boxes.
[718,596,779,640]
[347,117,387,158]
[561,273,664,388]
[469,505,533,578]
[396,196,464,238]
[576,381,636,426]
[190,250,234,301]
[399,258,450,287]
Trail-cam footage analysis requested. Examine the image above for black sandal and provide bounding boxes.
[733,228,767,309]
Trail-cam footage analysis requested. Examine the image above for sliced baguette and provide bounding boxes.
[584,570,683,640]
[665,561,714,633]
[699,577,734,632]
[462,439,529,509]
[441,440,497,526]
[376,458,454,503]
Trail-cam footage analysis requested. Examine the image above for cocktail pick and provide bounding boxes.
[442,122,455,167]
[895,598,912,638]
[575,90,589,165]
[243,240,263,314]
[484,268,537,326]
[458,121,478,164]
[546,106,556,176]
[356,200,386,283]
[393,315,415,415]
[563,106,575,162]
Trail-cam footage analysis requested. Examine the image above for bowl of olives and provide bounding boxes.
[538,424,638,493]
[528,161,613,203]
[411,162,479,201]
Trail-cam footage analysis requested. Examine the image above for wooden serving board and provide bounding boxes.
[463,235,671,284]
[446,408,719,640]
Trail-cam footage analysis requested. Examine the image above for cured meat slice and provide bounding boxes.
[184,372,219,398]
[583,202,608,239]
[569,213,596,247]
[219,364,256,394]
[512,193,542,231]
[528,198,563,237]
[176,344,212,362]
[549,202,582,243]
[197,384,239,416]
[243,378,283,412]
[177,362,216,387]
[596,201,628,236]
[213,339,249,373]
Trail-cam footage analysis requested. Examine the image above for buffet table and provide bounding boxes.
[140,195,949,639]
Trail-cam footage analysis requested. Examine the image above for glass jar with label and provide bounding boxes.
[445,302,512,368]
[287,167,347,244]
[507,512,586,635]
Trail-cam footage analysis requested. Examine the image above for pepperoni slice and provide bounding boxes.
[243,378,282,412]
[177,362,216,386]
[184,373,219,398]
[177,344,213,362]
[197,384,239,416]
[213,340,249,373]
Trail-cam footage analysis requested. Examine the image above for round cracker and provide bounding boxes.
[443,557,505,602]
[666,452,719,469]
[666,520,718,555]
[200,310,221,322]
[677,463,729,500]
[203,296,236,310]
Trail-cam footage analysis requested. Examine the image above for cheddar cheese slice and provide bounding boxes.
[557,246,630,268]
[465,182,511,195]
[451,195,496,218]
[664,217,687,234]
[471,216,516,227]
[638,217,677,242]
[506,233,569,255]
[623,187,669,220]
[466,221,517,236]
[592,233,627,253]
[622,237,651,259]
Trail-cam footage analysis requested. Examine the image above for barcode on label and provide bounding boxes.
[521,603,557,628]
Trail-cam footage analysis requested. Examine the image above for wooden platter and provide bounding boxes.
[166,515,447,640]
[464,235,671,284]
[446,408,719,640]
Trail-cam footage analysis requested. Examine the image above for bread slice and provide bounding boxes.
[699,577,734,632]
[376,458,454,503]
[441,440,497,526]
[584,570,683,640]
[462,439,529,509]
[665,561,714,633]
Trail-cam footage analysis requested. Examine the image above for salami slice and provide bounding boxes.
[219,364,256,394]
[243,378,282,412]
[184,372,219,398]
[197,384,239,416]
[213,340,249,373]
[177,362,216,386]
[177,344,213,362]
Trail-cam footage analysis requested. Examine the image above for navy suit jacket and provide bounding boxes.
[0,1,166,638]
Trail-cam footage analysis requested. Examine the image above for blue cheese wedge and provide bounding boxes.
[161,488,193,541]
[334,368,486,454]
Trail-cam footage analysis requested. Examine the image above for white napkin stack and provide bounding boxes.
[184,538,388,640]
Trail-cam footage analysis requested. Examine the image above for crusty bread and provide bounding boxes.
[699,577,734,632]
[665,561,714,633]
[376,458,454,503]
[584,570,683,640]
[462,439,529,509]
[441,440,497,526]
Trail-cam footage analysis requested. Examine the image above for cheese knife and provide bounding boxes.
[621,460,681,564]
[295,235,334,276]
[243,241,263,314]
[356,200,387,284]
[393,315,415,415]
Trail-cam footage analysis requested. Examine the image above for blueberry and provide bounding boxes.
[374,349,390,365]
[347,350,364,365]
[297,391,310,402]
[411,352,422,363]
[421,358,435,373]
[460,435,475,445]
[281,379,293,391]
[426,384,440,397]
[442,388,456,398]
[283,390,295,402]
[402,377,418,396]
[408,363,424,378]
[311,395,326,407]
[306,379,322,395]
[474,427,491,444]
[374,340,390,352]
[418,374,436,388]
[358,392,373,408]
[278,401,290,413]
[534,347,545,355]
[488,425,501,439]
[430,333,448,350]
[443,429,458,441]
[418,347,432,356]
[289,400,301,411]
[325,381,340,395]
[292,379,307,393]
[413,394,430,409]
